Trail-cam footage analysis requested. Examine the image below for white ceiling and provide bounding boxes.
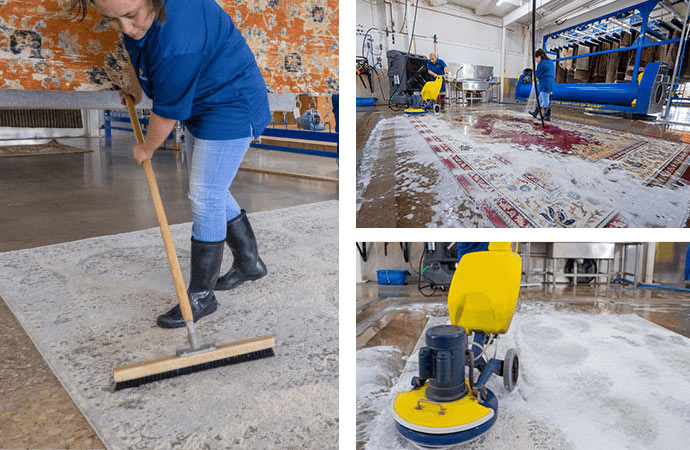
[435,0,522,18]
[422,0,688,27]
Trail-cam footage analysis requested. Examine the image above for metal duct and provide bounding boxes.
[0,109,83,129]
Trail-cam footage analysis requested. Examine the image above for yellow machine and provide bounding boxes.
[393,243,521,448]
[448,242,521,335]
[405,75,445,115]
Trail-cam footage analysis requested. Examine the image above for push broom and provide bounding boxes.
[113,96,275,390]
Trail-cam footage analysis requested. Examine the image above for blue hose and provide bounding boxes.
[611,277,690,293]
[488,100,525,105]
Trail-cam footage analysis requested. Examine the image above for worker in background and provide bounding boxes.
[427,53,448,109]
[70,0,271,328]
[456,243,489,263]
[530,48,555,121]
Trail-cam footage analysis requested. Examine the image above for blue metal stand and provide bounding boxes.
[517,0,689,116]
[250,126,339,159]
[105,92,340,160]
[103,109,175,142]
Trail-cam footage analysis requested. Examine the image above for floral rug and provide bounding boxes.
[409,111,690,227]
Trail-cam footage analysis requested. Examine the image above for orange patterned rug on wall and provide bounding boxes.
[0,0,338,95]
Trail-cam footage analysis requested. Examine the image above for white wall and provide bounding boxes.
[356,0,530,80]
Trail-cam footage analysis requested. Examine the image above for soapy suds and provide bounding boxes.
[357,111,690,227]
[359,303,690,449]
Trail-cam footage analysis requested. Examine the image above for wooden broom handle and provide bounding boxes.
[124,96,194,323]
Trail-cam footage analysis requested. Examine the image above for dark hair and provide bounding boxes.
[535,48,549,60]
[69,0,167,24]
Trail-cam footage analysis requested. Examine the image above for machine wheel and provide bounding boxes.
[433,103,441,114]
[503,348,519,392]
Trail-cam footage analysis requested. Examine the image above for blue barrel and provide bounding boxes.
[516,76,532,101]
[516,77,639,107]
[552,82,637,106]
[356,97,377,107]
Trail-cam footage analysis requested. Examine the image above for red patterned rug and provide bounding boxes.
[407,112,690,227]
[470,114,690,188]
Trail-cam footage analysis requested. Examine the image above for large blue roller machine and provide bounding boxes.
[516,0,689,117]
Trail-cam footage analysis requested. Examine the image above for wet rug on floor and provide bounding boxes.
[0,139,93,158]
[357,112,690,227]
[411,112,690,227]
[359,303,690,450]
[0,201,338,450]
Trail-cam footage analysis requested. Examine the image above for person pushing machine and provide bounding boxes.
[427,53,448,110]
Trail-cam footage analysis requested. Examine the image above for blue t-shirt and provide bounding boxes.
[123,0,271,140]
[457,242,489,263]
[536,59,555,93]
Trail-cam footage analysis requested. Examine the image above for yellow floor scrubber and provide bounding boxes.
[393,243,521,448]
[405,76,444,115]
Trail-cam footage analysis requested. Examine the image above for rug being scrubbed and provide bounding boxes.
[0,201,338,450]
[357,111,690,227]
[358,303,690,450]
[413,112,690,227]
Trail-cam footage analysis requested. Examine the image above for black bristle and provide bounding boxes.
[114,347,275,391]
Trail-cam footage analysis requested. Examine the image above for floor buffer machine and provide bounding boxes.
[393,243,521,448]
[405,75,445,115]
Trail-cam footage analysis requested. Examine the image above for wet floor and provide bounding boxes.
[357,103,686,150]
[356,103,689,228]
[357,282,690,353]
[0,136,337,448]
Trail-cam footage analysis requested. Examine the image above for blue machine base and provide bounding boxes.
[394,389,498,448]
[405,110,428,115]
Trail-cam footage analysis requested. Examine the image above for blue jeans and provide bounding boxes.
[539,91,551,109]
[185,131,252,242]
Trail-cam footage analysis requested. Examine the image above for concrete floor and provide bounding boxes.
[356,103,689,228]
[356,280,690,449]
[0,136,337,449]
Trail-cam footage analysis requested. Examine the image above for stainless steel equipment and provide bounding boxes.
[545,243,615,286]
[451,64,497,104]
[548,243,616,259]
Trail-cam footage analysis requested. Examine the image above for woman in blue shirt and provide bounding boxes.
[530,49,555,121]
[71,0,271,328]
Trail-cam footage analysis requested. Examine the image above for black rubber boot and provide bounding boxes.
[544,107,552,121]
[529,106,539,118]
[156,238,224,328]
[215,210,267,291]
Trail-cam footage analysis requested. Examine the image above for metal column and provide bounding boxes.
[664,0,690,119]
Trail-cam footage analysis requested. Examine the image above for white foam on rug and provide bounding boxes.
[357,112,690,227]
[356,115,492,227]
[360,303,690,450]
[0,201,338,450]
